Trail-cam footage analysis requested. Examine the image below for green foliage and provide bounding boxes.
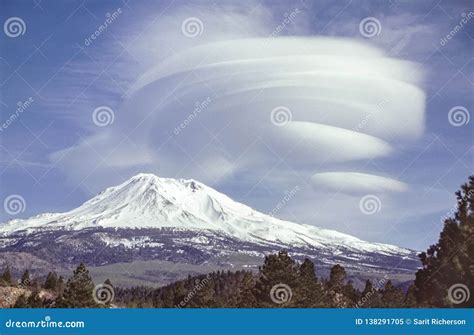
[13,294,28,308]
[415,176,474,307]
[0,265,12,286]
[381,280,405,308]
[8,175,473,310]
[43,272,58,290]
[56,263,98,308]
[26,290,43,308]
[20,270,30,287]
[254,250,300,307]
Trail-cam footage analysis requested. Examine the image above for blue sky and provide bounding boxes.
[0,0,472,250]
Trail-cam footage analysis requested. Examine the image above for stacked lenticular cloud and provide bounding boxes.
[54,37,425,193]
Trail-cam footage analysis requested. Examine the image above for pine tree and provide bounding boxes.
[43,272,58,290]
[235,272,257,307]
[26,290,43,308]
[13,294,28,308]
[359,279,382,308]
[56,263,98,308]
[414,176,474,307]
[56,276,65,296]
[0,265,12,286]
[404,285,417,307]
[254,251,300,307]
[20,270,30,287]
[381,280,405,307]
[327,264,346,292]
[326,264,351,307]
[295,258,326,307]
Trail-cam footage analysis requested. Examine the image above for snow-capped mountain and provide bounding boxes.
[0,173,419,277]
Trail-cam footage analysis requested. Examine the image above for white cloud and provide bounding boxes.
[311,172,409,195]
[50,4,428,216]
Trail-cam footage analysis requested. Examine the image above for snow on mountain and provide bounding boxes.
[0,173,412,257]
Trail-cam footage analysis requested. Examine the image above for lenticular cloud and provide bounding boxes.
[54,37,426,193]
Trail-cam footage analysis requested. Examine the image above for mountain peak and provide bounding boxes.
[0,173,415,261]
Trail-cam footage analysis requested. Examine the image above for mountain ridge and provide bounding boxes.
[0,173,420,283]
[1,173,413,256]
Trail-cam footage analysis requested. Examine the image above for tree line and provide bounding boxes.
[1,175,472,308]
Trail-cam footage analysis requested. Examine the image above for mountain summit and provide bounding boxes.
[0,173,419,280]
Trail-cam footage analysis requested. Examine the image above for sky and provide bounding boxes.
[0,0,472,250]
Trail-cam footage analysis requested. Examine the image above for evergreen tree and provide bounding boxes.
[0,265,12,286]
[20,270,30,287]
[56,276,65,297]
[404,285,417,307]
[254,250,300,307]
[326,264,351,307]
[414,176,474,307]
[235,272,257,307]
[295,258,326,307]
[381,280,405,307]
[342,280,360,306]
[26,290,43,308]
[43,272,58,290]
[327,264,346,292]
[56,263,98,308]
[359,279,382,308]
[13,294,28,308]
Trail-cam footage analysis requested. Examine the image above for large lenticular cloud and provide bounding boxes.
[52,37,425,194]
